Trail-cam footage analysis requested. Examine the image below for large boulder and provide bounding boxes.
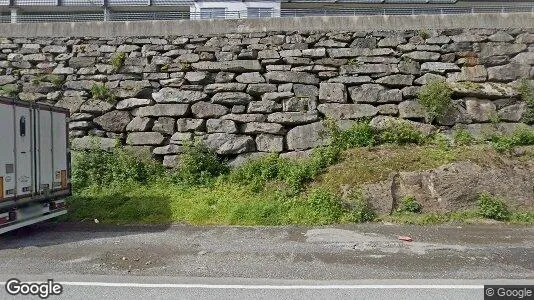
[487,63,531,82]
[266,112,320,125]
[286,122,327,150]
[317,103,378,120]
[152,88,207,103]
[398,101,426,119]
[420,62,460,74]
[362,161,534,214]
[126,117,154,132]
[256,134,284,153]
[375,74,414,87]
[94,111,131,132]
[448,82,519,99]
[116,98,152,110]
[176,118,205,132]
[319,83,347,103]
[191,60,262,72]
[71,136,118,151]
[191,101,228,118]
[211,92,252,105]
[115,80,152,99]
[241,122,285,135]
[264,71,319,85]
[79,99,113,115]
[126,132,165,146]
[349,84,402,103]
[465,98,497,122]
[136,104,190,117]
[204,133,255,155]
[453,66,488,82]
[206,119,238,133]
[204,83,247,94]
[480,43,527,58]
[235,72,265,84]
[152,117,176,135]
[498,103,527,122]
[402,51,440,61]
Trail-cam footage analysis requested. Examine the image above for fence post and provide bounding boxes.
[103,7,110,21]
[10,8,17,24]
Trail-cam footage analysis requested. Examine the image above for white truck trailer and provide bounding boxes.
[0,97,71,234]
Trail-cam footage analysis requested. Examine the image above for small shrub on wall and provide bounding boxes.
[417,80,453,124]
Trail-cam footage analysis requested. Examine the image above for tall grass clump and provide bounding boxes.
[477,193,510,221]
[518,79,534,125]
[489,127,534,152]
[417,79,453,123]
[72,144,165,191]
[171,140,229,185]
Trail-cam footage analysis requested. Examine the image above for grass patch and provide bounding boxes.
[68,182,373,226]
[489,127,534,152]
[67,119,534,226]
[314,144,501,191]
[90,83,116,103]
[519,79,534,125]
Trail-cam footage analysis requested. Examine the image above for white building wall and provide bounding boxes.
[190,1,281,19]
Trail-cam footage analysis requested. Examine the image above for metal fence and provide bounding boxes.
[1,5,533,23]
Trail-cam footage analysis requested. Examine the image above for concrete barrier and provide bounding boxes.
[0,13,532,38]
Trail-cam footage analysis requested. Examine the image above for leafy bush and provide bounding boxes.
[397,196,422,213]
[90,83,115,103]
[418,29,429,40]
[342,189,376,223]
[477,193,510,221]
[417,80,453,123]
[110,52,126,72]
[304,188,345,224]
[0,84,18,97]
[378,121,426,145]
[171,140,229,185]
[325,118,376,150]
[489,127,534,151]
[452,128,474,146]
[519,79,534,125]
[229,146,340,193]
[72,145,165,191]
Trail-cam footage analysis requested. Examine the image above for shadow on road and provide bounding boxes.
[0,221,173,250]
[0,192,176,250]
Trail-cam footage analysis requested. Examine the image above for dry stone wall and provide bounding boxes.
[1,28,534,167]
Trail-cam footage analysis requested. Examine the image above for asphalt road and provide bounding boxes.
[0,222,533,299]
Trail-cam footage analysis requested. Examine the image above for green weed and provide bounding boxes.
[417,80,453,123]
[110,52,126,72]
[477,193,510,221]
[90,83,116,103]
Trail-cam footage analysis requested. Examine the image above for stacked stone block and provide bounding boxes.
[0,29,532,166]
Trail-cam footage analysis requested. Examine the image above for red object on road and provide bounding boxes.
[398,236,413,242]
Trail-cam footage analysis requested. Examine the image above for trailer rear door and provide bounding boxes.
[52,110,68,191]
[15,104,32,198]
[0,101,15,201]
[36,108,53,194]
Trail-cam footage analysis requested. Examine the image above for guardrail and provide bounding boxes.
[1,5,533,23]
